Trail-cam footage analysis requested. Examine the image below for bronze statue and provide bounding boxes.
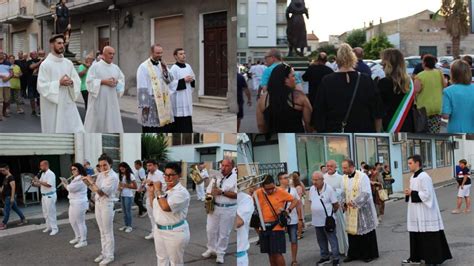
[286,0,309,57]
[54,0,73,56]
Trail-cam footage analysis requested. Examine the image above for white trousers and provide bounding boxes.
[146,197,155,233]
[237,253,248,266]
[153,222,190,266]
[196,183,205,201]
[206,205,237,256]
[69,201,88,242]
[42,193,58,231]
[95,200,115,260]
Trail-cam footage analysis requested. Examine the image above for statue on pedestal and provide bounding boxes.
[286,0,309,57]
[54,0,75,57]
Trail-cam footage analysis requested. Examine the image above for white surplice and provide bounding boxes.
[169,63,195,117]
[84,60,124,133]
[37,53,84,133]
[324,172,348,254]
[407,171,444,232]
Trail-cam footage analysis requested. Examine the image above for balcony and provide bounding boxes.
[35,0,109,20]
[0,0,34,24]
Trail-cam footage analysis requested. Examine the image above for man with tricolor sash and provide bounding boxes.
[341,159,379,263]
[137,44,175,132]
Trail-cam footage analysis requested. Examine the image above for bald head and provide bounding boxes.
[317,52,328,63]
[326,160,337,175]
[39,160,50,171]
[311,171,324,189]
[353,47,364,60]
[102,46,115,64]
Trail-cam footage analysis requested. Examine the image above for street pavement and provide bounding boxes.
[239,89,258,133]
[0,94,237,133]
[0,191,236,265]
[246,182,473,265]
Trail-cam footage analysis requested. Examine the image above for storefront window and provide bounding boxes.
[355,136,390,167]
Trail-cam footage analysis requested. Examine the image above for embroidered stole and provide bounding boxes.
[146,59,172,127]
[343,171,361,235]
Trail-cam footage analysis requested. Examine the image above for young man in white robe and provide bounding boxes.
[403,155,452,265]
[169,48,195,132]
[341,159,379,263]
[84,46,124,133]
[37,34,84,133]
[136,44,174,132]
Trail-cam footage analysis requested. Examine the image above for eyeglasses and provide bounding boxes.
[163,173,178,178]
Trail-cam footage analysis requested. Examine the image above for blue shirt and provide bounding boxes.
[442,83,474,133]
[0,60,12,87]
[355,60,372,77]
[260,62,302,87]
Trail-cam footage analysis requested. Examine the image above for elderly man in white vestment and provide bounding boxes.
[84,46,124,133]
[169,48,195,133]
[37,34,84,133]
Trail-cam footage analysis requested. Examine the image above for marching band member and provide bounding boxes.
[196,163,208,202]
[235,176,256,266]
[144,159,166,240]
[202,159,237,264]
[148,162,190,266]
[83,154,119,266]
[32,160,59,236]
[62,163,89,248]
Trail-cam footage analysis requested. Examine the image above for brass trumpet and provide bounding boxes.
[189,164,204,185]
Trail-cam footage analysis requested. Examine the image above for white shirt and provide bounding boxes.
[281,186,300,225]
[95,170,119,202]
[120,173,136,198]
[206,172,237,205]
[407,171,444,232]
[200,168,210,179]
[145,169,166,199]
[237,192,254,253]
[310,183,337,227]
[169,63,195,117]
[153,182,190,226]
[324,172,343,196]
[66,175,88,203]
[40,169,56,194]
[133,167,146,188]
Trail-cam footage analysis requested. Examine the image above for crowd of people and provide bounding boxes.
[235,156,464,266]
[0,155,238,266]
[0,33,197,133]
[238,44,474,133]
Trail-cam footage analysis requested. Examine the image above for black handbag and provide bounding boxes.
[250,206,261,229]
[412,103,428,133]
[318,185,336,233]
[263,191,288,228]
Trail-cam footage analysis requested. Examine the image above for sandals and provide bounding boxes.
[291,261,298,266]
[463,209,471,213]
[451,209,462,214]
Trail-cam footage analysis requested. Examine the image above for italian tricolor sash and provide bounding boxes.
[386,79,415,133]
[146,59,172,127]
[343,171,361,235]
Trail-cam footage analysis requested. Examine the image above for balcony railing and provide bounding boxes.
[0,0,34,21]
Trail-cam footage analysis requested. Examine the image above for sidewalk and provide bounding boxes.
[75,93,236,133]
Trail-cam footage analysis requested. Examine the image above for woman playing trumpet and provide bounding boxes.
[60,163,89,248]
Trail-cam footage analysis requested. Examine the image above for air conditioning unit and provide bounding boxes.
[392,132,407,143]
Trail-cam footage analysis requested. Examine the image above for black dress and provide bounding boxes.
[378,77,415,132]
[302,64,333,106]
[312,71,382,132]
[263,92,305,133]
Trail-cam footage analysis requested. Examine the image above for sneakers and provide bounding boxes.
[50,230,58,236]
[74,241,88,248]
[201,249,216,258]
[17,219,28,226]
[99,258,114,265]
[42,228,50,233]
[139,212,148,218]
[332,260,340,266]
[69,238,79,244]
[0,223,6,230]
[144,233,154,240]
[17,109,25,114]
[118,226,127,231]
[125,226,133,233]
[452,209,462,214]
[317,258,330,265]
[94,255,104,263]
[216,254,224,264]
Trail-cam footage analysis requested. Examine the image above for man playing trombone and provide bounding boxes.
[202,159,237,264]
[32,160,59,236]
[147,162,190,266]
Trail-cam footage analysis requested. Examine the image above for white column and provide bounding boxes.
[120,133,142,166]
[278,134,298,173]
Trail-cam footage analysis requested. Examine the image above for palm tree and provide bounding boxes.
[141,133,169,161]
[438,0,470,58]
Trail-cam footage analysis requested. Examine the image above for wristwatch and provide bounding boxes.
[158,194,167,199]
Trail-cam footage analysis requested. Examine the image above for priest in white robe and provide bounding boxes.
[169,48,195,132]
[403,155,452,265]
[84,46,124,133]
[323,160,348,256]
[136,44,174,133]
[37,34,84,133]
[341,159,379,263]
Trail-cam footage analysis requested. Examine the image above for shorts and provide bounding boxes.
[27,77,39,99]
[457,184,471,197]
[259,230,286,254]
[238,103,243,119]
[286,224,298,243]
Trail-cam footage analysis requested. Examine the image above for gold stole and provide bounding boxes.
[343,171,360,235]
[146,59,172,127]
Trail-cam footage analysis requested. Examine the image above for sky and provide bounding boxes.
[298,0,443,41]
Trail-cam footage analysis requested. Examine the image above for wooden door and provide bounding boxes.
[204,12,227,97]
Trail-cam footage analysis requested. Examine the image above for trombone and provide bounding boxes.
[237,174,267,192]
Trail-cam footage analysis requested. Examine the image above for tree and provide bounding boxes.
[438,0,469,58]
[141,133,169,161]
[346,29,367,48]
[363,34,394,59]
[317,44,337,57]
